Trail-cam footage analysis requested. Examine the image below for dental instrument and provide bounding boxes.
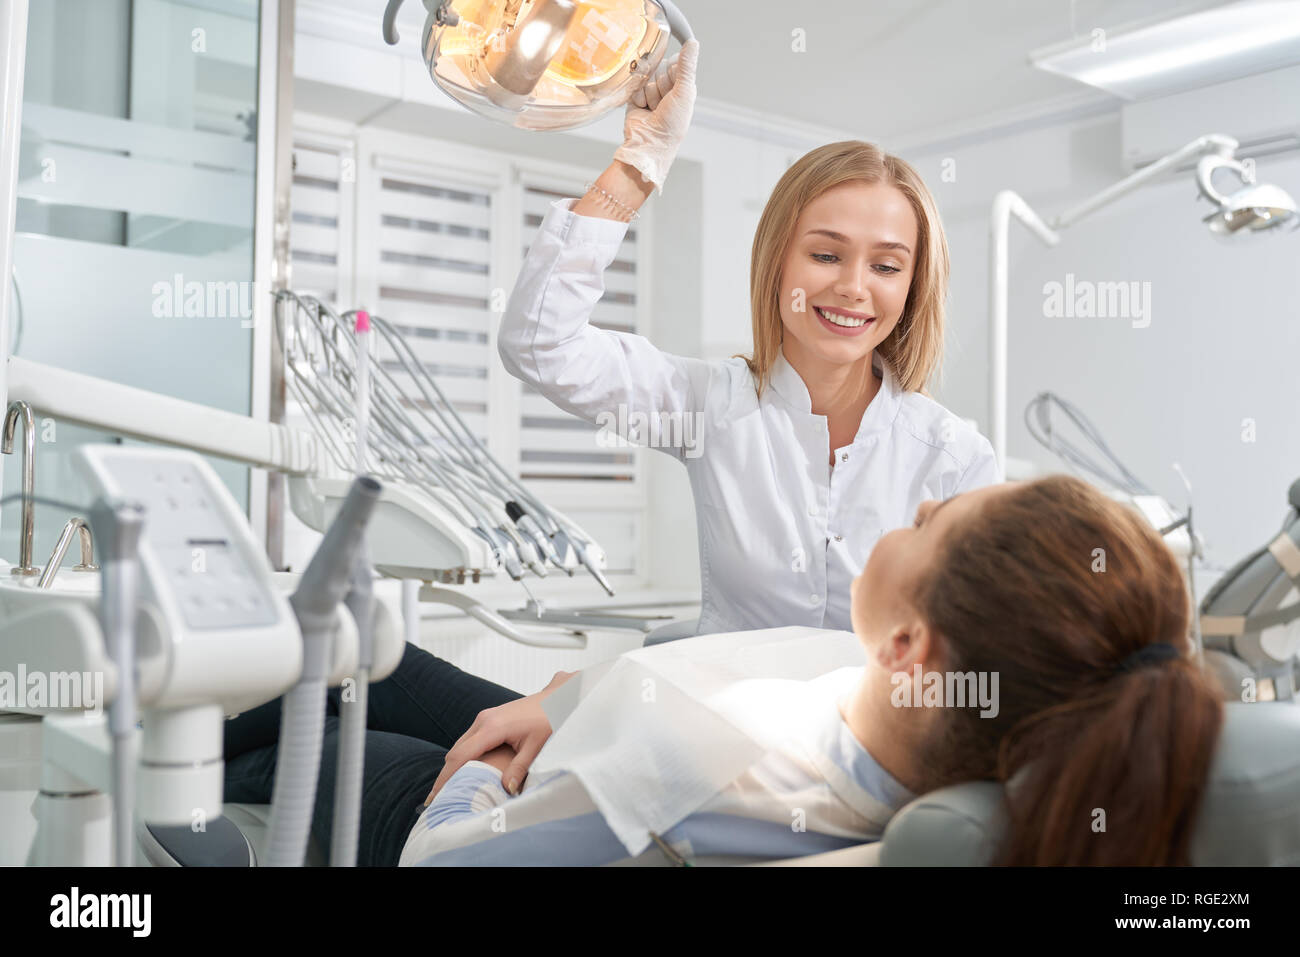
[1024,391,1155,498]
[279,293,537,579]
[1022,390,1198,563]
[275,290,616,600]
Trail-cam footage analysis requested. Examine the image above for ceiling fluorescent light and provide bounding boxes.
[1030,0,1300,99]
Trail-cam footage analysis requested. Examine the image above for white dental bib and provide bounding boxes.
[533,626,864,856]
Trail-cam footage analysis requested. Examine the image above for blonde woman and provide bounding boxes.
[498,38,999,638]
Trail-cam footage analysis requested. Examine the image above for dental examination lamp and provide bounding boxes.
[1196,151,1300,238]
[988,133,1298,471]
[381,0,695,131]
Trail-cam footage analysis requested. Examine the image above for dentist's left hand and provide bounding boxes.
[426,670,576,804]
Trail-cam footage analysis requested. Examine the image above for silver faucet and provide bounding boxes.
[38,517,98,588]
[2,400,38,576]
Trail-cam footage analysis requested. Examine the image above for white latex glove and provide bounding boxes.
[612,38,699,196]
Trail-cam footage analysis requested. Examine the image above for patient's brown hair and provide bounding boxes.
[910,475,1224,866]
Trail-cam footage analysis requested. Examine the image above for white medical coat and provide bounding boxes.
[498,198,1003,635]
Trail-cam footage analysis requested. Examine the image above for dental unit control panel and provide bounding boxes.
[20,446,305,864]
[71,446,301,715]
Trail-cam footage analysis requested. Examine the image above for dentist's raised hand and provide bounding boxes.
[426,669,576,804]
[612,38,699,194]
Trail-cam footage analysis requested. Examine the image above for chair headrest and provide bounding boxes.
[879,702,1300,865]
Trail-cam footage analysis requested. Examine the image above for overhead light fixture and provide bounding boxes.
[382,0,694,131]
[1030,0,1300,100]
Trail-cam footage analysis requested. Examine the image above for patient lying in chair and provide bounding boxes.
[403,658,910,865]
[402,475,1225,866]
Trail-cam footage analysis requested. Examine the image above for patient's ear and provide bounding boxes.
[875,616,936,672]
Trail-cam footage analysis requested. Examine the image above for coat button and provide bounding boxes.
[809,593,821,605]
[840,451,849,463]
[834,534,843,542]
[807,504,818,517]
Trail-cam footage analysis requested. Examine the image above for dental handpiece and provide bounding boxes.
[506,500,563,568]
[570,539,614,597]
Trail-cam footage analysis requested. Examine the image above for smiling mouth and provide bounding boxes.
[815,306,874,328]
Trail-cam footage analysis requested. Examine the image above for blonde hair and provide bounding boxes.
[741,140,950,397]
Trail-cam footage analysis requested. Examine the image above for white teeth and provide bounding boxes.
[816,307,869,327]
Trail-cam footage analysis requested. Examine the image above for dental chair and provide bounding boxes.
[769,700,1300,866]
[135,803,327,866]
[158,673,1300,867]
[216,701,1300,867]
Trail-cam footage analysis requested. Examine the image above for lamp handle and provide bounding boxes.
[381,0,404,45]
[657,0,695,42]
[1196,154,1250,207]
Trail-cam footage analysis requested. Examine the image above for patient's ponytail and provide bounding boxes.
[910,475,1225,865]
[995,646,1223,865]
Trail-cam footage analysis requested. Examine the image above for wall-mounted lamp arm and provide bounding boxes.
[988,133,1243,473]
[988,190,1061,471]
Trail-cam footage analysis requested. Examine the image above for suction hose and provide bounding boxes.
[88,497,146,867]
[265,475,381,866]
[329,540,374,866]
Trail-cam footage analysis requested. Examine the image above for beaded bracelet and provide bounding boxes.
[583,180,641,222]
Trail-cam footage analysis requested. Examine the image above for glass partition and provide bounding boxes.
[4,0,261,567]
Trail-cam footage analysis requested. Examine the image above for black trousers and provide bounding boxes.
[222,642,521,866]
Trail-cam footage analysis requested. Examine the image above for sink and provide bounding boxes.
[0,559,101,619]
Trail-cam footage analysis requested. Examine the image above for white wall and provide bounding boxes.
[901,110,1300,577]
